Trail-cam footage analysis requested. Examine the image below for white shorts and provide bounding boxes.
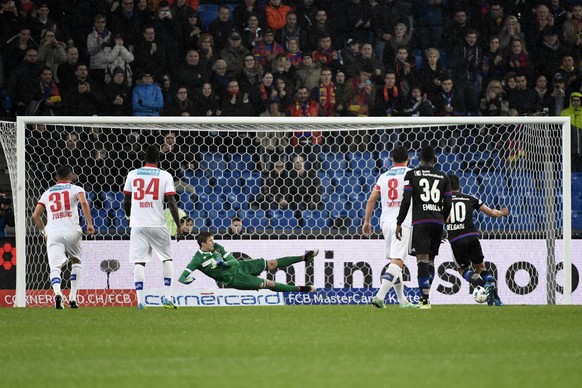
[381,220,411,261]
[129,227,173,263]
[46,229,83,270]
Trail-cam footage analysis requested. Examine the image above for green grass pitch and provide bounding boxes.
[1,305,581,388]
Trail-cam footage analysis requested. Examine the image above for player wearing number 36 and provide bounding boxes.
[123,145,182,310]
[32,165,95,310]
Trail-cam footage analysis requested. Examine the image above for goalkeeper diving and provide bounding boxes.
[179,231,318,292]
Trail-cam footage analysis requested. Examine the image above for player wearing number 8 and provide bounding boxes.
[363,145,418,309]
[32,165,95,309]
[396,145,452,308]
[123,145,183,310]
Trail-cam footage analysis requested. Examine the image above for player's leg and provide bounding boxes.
[151,227,177,309]
[237,260,316,292]
[412,225,433,308]
[264,279,315,292]
[47,236,67,309]
[372,222,399,308]
[130,228,152,309]
[475,263,502,306]
[269,249,319,269]
[66,230,84,308]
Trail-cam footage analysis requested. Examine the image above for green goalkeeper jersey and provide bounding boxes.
[183,243,240,284]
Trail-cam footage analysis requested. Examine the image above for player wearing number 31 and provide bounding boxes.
[363,145,418,309]
[123,145,183,310]
[32,165,95,310]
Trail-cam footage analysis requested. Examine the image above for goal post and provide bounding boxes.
[3,116,575,307]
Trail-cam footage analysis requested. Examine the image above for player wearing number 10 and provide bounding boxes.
[396,145,452,308]
[123,145,182,310]
[363,145,418,309]
[32,165,95,309]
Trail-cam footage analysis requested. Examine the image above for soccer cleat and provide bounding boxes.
[162,297,178,309]
[371,296,386,309]
[69,300,78,309]
[485,283,496,306]
[303,249,319,262]
[298,285,316,293]
[399,302,419,309]
[137,303,147,310]
[419,299,431,309]
[494,298,504,307]
[55,295,64,310]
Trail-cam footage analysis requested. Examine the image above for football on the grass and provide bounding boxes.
[473,286,488,304]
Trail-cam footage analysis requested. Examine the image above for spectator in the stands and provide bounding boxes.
[102,66,132,115]
[524,3,554,52]
[62,63,103,116]
[358,42,383,84]
[295,0,318,29]
[132,25,167,81]
[533,74,554,116]
[3,26,37,85]
[220,29,250,78]
[370,0,413,60]
[271,54,295,86]
[37,28,66,84]
[503,38,533,81]
[182,8,204,54]
[479,79,509,117]
[431,76,465,117]
[288,86,321,147]
[253,28,284,68]
[392,45,416,97]
[234,0,266,33]
[26,66,62,116]
[557,54,582,96]
[211,59,229,101]
[170,0,196,28]
[0,1,20,49]
[29,3,57,43]
[197,33,215,64]
[335,0,372,47]
[341,38,360,78]
[273,76,293,111]
[401,85,435,117]
[481,35,504,88]
[153,1,182,71]
[193,82,221,116]
[209,4,234,53]
[450,28,483,115]
[242,13,263,50]
[162,85,196,116]
[285,37,302,67]
[312,33,341,75]
[257,159,289,210]
[416,47,449,99]
[443,9,472,57]
[373,69,402,117]
[561,91,582,172]
[478,1,505,48]
[498,15,525,52]
[310,67,337,117]
[225,217,245,239]
[159,130,197,197]
[109,0,143,46]
[132,70,163,116]
[221,79,254,116]
[287,154,321,211]
[382,22,413,69]
[57,46,79,90]
[176,49,208,96]
[304,7,331,53]
[266,0,291,32]
[8,48,43,115]
[534,27,564,79]
[294,54,321,97]
[86,14,111,84]
[344,63,375,117]
[276,11,306,51]
[551,73,566,116]
[250,71,275,114]
[415,0,445,50]
[508,72,537,116]
[103,32,134,86]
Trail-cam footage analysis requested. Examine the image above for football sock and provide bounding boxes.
[428,262,435,285]
[276,255,303,267]
[271,282,300,292]
[393,277,408,304]
[417,261,431,302]
[481,270,499,297]
[462,269,486,287]
[376,264,402,300]
[69,263,82,301]
[50,268,62,295]
[134,264,146,305]
[162,260,174,299]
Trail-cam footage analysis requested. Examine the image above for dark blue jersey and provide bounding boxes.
[397,165,452,226]
[447,192,483,243]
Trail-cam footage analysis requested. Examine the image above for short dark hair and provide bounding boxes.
[420,145,436,164]
[392,145,408,164]
[448,174,460,190]
[56,165,73,180]
[196,231,213,246]
[145,145,160,164]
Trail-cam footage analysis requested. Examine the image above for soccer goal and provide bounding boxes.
[1,116,576,307]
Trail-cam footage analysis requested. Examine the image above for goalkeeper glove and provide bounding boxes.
[215,258,228,267]
[181,273,195,284]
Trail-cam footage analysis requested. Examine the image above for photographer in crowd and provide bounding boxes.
[0,193,15,237]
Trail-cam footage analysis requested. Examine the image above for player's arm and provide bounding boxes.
[442,175,453,220]
[396,173,413,240]
[123,193,132,220]
[77,192,94,236]
[479,204,509,218]
[178,257,201,284]
[31,204,46,236]
[214,243,235,266]
[362,189,380,237]
[166,193,183,241]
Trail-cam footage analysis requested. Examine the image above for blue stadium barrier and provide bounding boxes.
[208,209,236,229]
[112,208,129,229]
[268,209,298,229]
[239,209,269,229]
[226,193,250,211]
[437,153,461,174]
[242,176,261,196]
[573,173,582,195]
[101,191,124,210]
[302,210,330,229]
[572,211,582,230]
[323,193,348,212]
[188,210,208,229]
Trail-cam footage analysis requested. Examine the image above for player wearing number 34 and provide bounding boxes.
[32,165,95,310]
[123,145,183,310]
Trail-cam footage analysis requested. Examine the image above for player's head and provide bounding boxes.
[56,165,73,181]
[196,231,214,249]
[392,145,408,164]
[420,145,436,165]
[145,145,160,165]
[448,173,460,191]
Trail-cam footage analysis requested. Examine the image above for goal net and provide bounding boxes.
[2,116,576,307]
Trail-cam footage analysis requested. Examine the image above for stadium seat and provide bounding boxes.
[214,176,242,195]
[200,152,228,177]
[101,191,124,210]
[112,208,129,229]
[348,151,377,175]
[239,209,268,229]
[188,210,208,229]
[301,210,330,229]
[88,209,109,232]
[335,175,361,195]
[572,173,582,195]
[572,194,582,212]
[323,193,348,212]
[437,153,461,174]
[200,193,225,212]
[242,176,261,196]
[268,209,298,229]
[208,209,236,229]
[228,153,255,178]
[320,177,333,195]
[572,211,582,230]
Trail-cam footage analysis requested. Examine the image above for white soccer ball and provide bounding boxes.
[473,286,488,304]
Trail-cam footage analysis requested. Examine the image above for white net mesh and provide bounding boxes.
[2,117,575,306]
